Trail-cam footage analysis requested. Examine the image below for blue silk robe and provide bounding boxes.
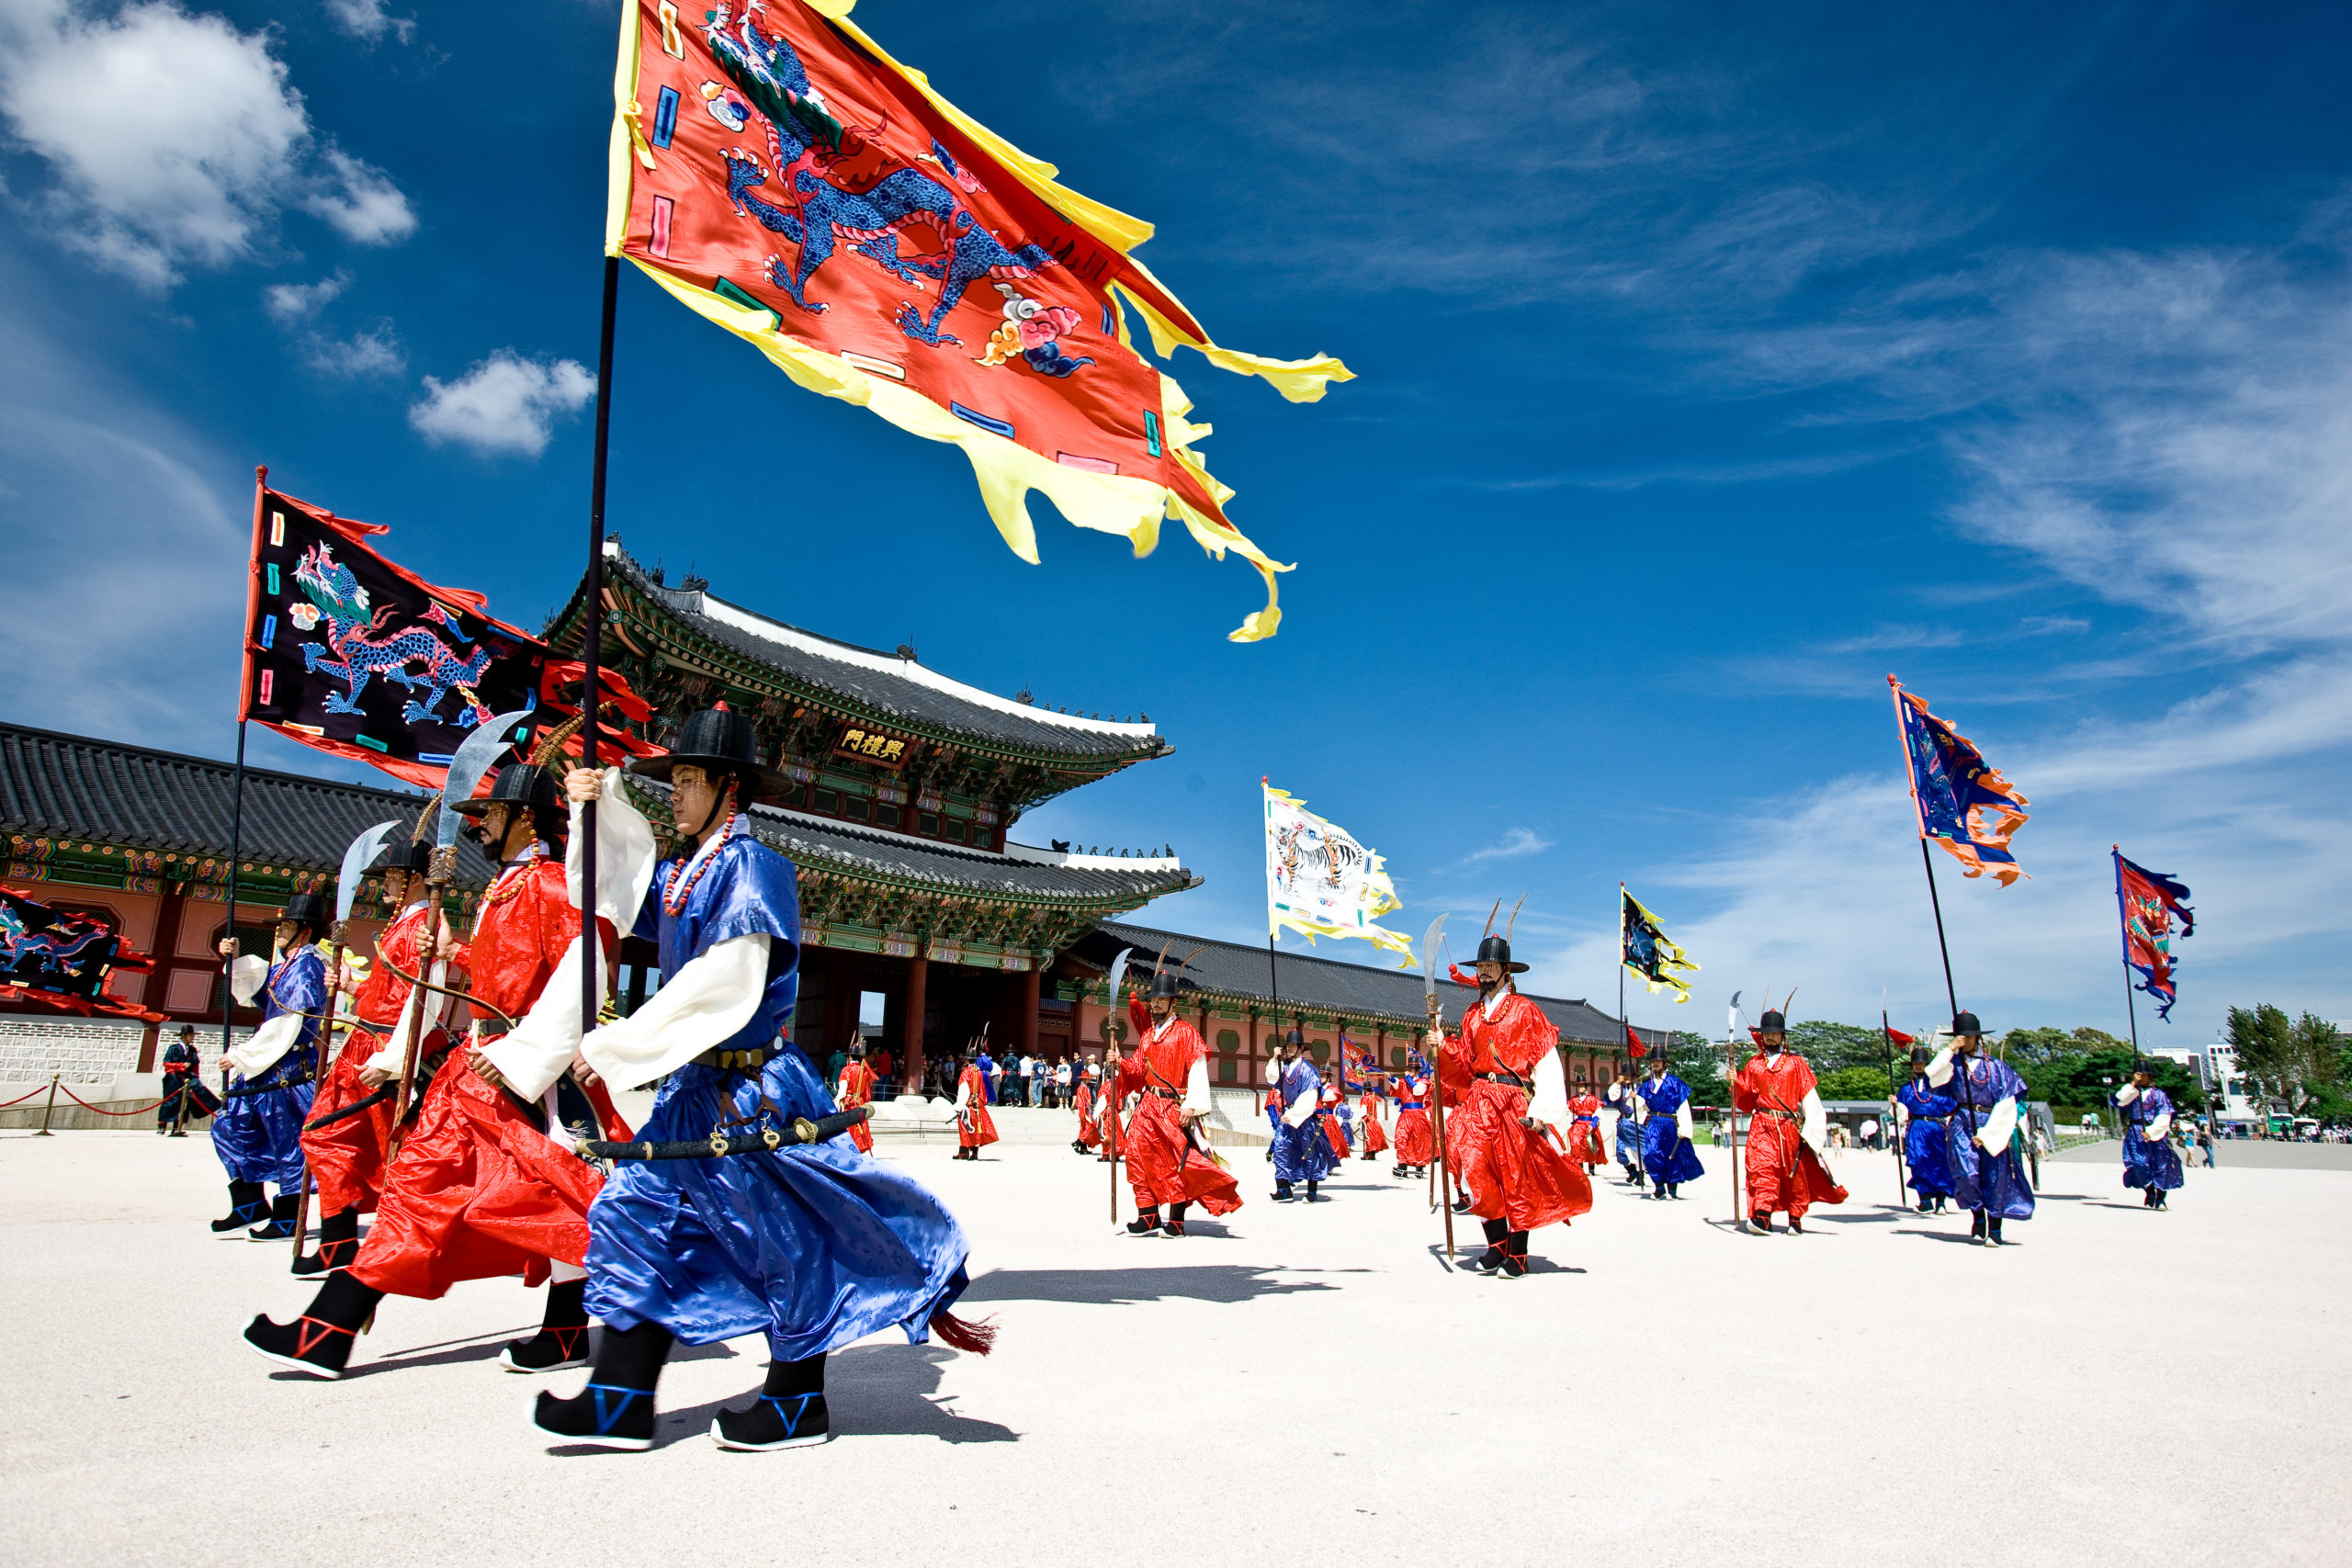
[212,946,322,1189]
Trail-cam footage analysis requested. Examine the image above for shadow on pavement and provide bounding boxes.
[960,1263,1341,1306]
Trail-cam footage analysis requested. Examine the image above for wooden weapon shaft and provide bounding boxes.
[1427,996,1454,1263]
[387,858,454,1160]
[289,925,351,1258]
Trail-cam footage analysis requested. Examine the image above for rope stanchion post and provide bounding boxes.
[53,1084,175,1117]
[36,1072,60,1135]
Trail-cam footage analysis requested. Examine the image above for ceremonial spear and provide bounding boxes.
[1102,948,1131,1224]
[288,818,400,1261]
[388,709,532,1156]
[1419,914,1453,1266]
[1724,991,1745,1227]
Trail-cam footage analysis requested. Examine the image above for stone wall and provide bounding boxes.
[0,1020,151,1083]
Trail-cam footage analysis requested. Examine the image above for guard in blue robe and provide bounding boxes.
[1606,1071,1645,1188]
[1928,1013,2033,1245]
[1268,1032,1338,1201]
[1636,1060,1706,1197]
[1895,1048,1957,1212]
[209,893,328,1239]
[534,709,984,1455]
[2115,1071,2184,1208]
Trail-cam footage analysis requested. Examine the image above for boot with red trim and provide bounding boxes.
[1497,1230,1531,1279]
[243,1270,383,1380]
[502,1279,592,1373]
[1124,1207,1162,1237]
[534,1320,672,1451]
[291,1208,360,1277]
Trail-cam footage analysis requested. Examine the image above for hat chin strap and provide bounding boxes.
[678,777,738,841]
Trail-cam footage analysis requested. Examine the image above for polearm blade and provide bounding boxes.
[337,822,401,926]
[435,707,537,849]
[1418,914,1453,1264]
[1103,947,1132,1224]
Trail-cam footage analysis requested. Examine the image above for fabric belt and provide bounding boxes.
[1475,1071,1528,1089]
[1754,1107,1800,1122]
[1146,1087,1182,1100]
[695,1044,783,1072]
[1397,1101,1427,1111]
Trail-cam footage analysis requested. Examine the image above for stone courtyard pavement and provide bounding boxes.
[3,1127,2342,1567]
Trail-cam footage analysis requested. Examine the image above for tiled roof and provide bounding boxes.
[603,550,1170,763]
[1081,920,1634,1048]
[1,722,495,886]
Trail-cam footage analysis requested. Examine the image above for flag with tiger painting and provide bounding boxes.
[1621,886,1697,1002]
[1888,675,2030,885]
[2114,848,2195,1021]
[605,0,1351,641]
[1264,782,1414,957]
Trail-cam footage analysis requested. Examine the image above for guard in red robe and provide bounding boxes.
[1115,965,1242,1237]
[1071,1069,1100,1154]
[835,1039,877,1154]
[951,1053,999,1157]
[243,758,620,1379]
[1319,1080,1351,1162]
[1732,1009,1848,1234]
[1360,1080,1389,1160]
[294,837,456,1277]
[1426,933,1593,1277]
[1564,1079,1607,1169]
[1391,1068,1434,1176]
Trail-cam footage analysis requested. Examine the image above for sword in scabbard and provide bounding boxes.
[291,818,401,1261]
[1419,914,1453,1266]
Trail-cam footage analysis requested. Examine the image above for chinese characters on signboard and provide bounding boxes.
[832,725,914,771]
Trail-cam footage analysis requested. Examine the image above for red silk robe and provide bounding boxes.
[1115,1000,1242,1215]
[1072,1080,1101,1148]
[838,1060,876,1153]
[1435,992,1593,1232]
[1319,1083,1351,1161]
[1732,1051,1849,1219]
[301,902,461,1216]
[1361,1089,1389,1156]
[350,857,614,1300]
[1392,1075,1434,1167]
[956,1066,1000,1149]
[1565,1091,1607,1167]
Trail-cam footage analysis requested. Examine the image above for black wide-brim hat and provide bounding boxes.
[1951,1010,1984,1036]
[371,838,434,874]
[625,707,794,803]
[1472,933,1529,974]
[447,761,560,818]
[280,892,333,929]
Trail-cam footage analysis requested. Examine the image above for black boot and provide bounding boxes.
[1164,1201,1191,1238]
[503,1280,593,1373]
[1788,1215,1804,1235]
[293,1208,361,1277]
[211,1180,268,1235]
[1498,1230,1531,1279]
[712,1352,830,1451]
[1970,1209,1988,1244]
[1272,1181,1294,1202]
[1466,1218,1507,1275]
[1125,1206,1162,1235]
[534,1320,673,1451]
[243,1269,383,1380]
[1305,1181,1324,1203]
[1987,1216,2006,1247]
[247,1191,300,1242]
[1450,1195,1473,1214]
[1750,1211,1772,1234]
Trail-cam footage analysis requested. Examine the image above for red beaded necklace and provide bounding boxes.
[481,843,547,908]
[662,814,736,915]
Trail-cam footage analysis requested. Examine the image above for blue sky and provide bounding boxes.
[4,0,2349,1043]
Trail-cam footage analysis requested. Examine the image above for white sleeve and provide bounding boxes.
[1980,1093,2019,1151]
[230,954,269,1007]
[482,937,596,1101]
[1801,1088,1826,1149]
[1183,1055,1212,1116]
[226,1011,302,1077]
[1264,1055,1281,1086]
[1675,1100,1694,1138]
[952,1076,970,1111]
[1529,1049,1569,1128]
[2114,1084,2141,1107]
[570,933,769,1094]
[361,962,440,1076]
[1283,1084,1317,1127]
[1926,1046,1956,1088]
[1605,1082,1625,1106]
[2147,1111,2173,1140]
[568,767,659,927]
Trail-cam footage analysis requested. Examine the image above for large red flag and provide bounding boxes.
[606,0,1350,639]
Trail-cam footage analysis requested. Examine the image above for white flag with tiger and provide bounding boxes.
[1263,781,1414,959]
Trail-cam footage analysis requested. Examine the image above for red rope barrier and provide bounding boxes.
[0,1084,48,1108]
[54,1083,173,1116]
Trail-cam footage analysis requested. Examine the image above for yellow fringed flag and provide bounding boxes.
[608,0,1351,639]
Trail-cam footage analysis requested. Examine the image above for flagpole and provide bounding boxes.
[1891,678,1961,1021]
[222,467,268,1071]
[2113,849,2143,1076]
[1918,840,1959,1021]
[579,254,618,1040]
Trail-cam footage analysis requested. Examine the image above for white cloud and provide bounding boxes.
[304,321,402,377]
[321,0,413,46]
[1464,827,1555,864]
[0,0,415,287]
[409,349,595,457]
[262,269,348,322]
[301,145,414,246]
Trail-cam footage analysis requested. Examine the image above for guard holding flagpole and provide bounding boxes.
[1926,1012,2034,1246]
[1267,1028,1338,1203]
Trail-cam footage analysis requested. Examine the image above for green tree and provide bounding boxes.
[2019,1046,2203,1113]
[1815,1066,1892,1100]
[2227,1005,2302,1108]
[1786,1021,1892,1073]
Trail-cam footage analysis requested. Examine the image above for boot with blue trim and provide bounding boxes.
[712,1352,831,1451]
[246,1191,300,1241]
[534,1320,672,1451]
[211,1180,268,1235]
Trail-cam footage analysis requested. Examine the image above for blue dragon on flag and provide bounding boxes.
[288,542,493,727]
